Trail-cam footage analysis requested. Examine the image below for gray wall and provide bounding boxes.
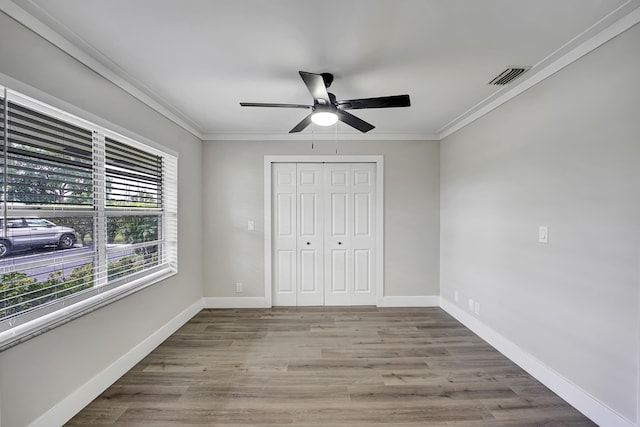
[0,12,203,427]
[440,24,640,422]
[202,139,440,299]
[2,4,637,426]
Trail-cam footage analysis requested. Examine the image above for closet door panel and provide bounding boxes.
[350,163,376,305]
[272,163,297,306]
[296,163,324,306]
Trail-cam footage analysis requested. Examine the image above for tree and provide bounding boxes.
[7,146,92,206]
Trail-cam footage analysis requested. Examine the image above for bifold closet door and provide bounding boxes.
[272,163,297,306]
[324,163,376,305]
[272,162,376,306]
[296,163,325,305]
[272,163,324,306]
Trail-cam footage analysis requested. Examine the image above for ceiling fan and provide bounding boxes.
[240,71,411,133]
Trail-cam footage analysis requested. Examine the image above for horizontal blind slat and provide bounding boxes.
[105,136,162,208]
[5,101,93,208]
[8,102,92,139]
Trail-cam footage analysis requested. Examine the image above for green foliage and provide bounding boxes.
[1,249,159,320]
[7,147,93,206]
[108,255,143,281]
[108,216,158,244]
[106,200,159,209]
[0,263,94,320]
[0,272,38,317]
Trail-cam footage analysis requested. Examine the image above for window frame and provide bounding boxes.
[0,86,178,351]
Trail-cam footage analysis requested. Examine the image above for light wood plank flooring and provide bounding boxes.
[67,307,595,426]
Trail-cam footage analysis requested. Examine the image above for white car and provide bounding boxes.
[0,218,77,257]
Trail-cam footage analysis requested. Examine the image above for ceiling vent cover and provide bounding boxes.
[488,66,531,85]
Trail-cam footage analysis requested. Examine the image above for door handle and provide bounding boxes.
[338,242,342,245]
[306,242,310,245]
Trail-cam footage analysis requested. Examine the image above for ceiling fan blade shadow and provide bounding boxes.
[337,94,410,110]
[299,71,330,103]
[240,102,311,109]
[289,114,313,133]
[336,110,375,133]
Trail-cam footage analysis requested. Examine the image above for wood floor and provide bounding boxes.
[67,307,595,426]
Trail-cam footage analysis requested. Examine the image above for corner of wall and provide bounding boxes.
[439,298,636,427]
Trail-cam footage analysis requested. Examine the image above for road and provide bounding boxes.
[0,244,135,283]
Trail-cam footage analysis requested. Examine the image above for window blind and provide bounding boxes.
[105,136,162,208]
[6,102,93,206]
[0,88,178,350]
[1,92,6,205]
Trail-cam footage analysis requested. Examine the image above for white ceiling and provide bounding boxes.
[4,0,640,140]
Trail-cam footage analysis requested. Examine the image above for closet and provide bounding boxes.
[271,163,377,305]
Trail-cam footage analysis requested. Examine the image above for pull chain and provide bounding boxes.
[335,120,338,154]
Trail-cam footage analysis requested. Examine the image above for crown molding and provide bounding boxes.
[201,132,440,141]
[438,0,640,140]
[0,0,204,140]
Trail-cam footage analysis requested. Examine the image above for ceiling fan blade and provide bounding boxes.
[337,94,410,110]
[240,102,311,109]
[289,114,313,133]
[336,110,375,133]
[299,71,330,103]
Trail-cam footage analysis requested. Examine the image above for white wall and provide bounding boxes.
[440,23,640,423]
[202,139,440,301]
[0,12,203,427]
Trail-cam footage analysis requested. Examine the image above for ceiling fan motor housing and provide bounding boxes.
[313,103,337,114]
[239,70,410,133]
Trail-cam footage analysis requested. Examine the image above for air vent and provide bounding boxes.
[488,66,531,85]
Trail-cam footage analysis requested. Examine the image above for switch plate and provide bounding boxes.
[454,290,459,303]
[468,298,474,312]
[474,301,480,316]
[248,220,255,231]
[235,282,243,293]
[538,226,549,243]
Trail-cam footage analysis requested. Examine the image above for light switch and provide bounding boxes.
[538,226,549,243]
[248,220,255,231]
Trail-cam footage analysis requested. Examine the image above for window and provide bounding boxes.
[0,87,178,350]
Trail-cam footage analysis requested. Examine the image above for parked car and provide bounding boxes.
[0,218,77,257]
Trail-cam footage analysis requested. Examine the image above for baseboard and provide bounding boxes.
[29,299,204,427]
[377,295,441,307]
[203,296,440,309]
[203,296,441,309]
[202,297,270,308]
[440,298,635,427]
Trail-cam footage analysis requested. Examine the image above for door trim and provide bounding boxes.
[264,155,384,307]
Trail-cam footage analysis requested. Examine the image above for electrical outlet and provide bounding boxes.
[474,301,480,316]
[454,290,459,303]
[235,282,243,293]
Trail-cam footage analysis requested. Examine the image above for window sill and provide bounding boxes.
[0,266,177,351]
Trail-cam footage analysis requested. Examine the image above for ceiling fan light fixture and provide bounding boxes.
[240,71,410,133]
[311,111,338,126]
